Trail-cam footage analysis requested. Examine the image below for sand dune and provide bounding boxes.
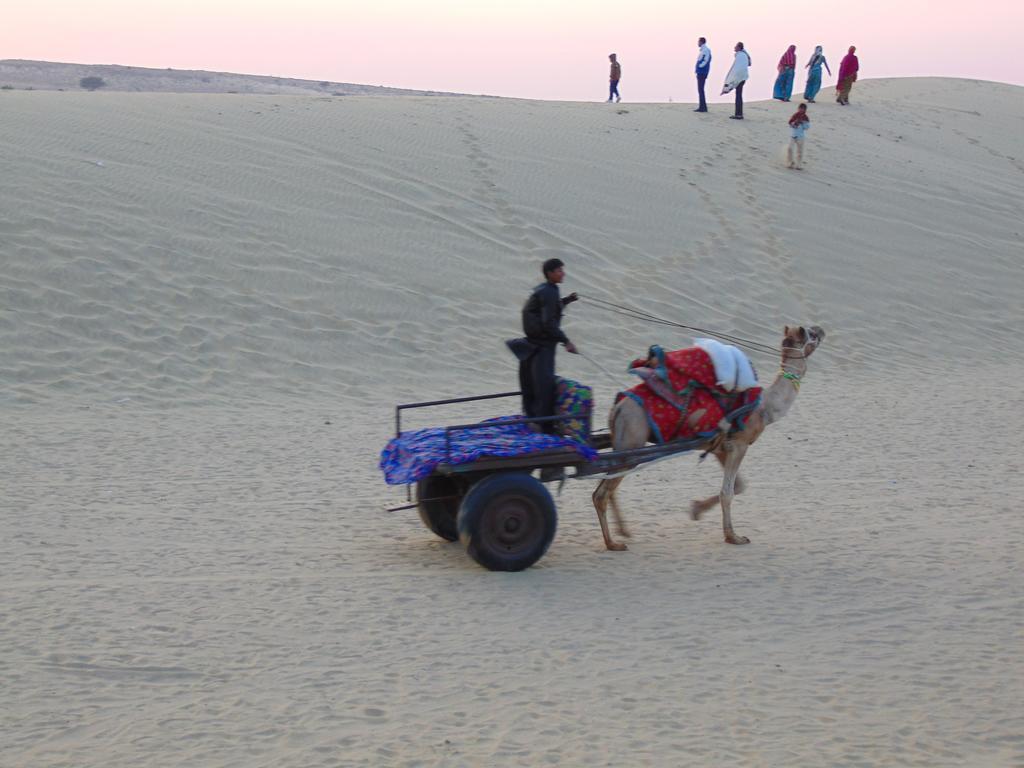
[2,78,1022,409]
[2,78,1023,766]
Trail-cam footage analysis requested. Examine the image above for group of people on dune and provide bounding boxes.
[605,41,860,114]
[605,42,861,171]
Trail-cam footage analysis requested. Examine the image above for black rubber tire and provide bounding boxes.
[458,473,557,571]
[416,475,463,542]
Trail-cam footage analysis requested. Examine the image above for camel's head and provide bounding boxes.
[782,325,825,360]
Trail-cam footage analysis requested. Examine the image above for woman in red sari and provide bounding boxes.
[836,46,859,105]
[773,45,798,101]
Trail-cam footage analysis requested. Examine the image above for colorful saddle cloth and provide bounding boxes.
[380,378,597,485]
[619,346,762,443]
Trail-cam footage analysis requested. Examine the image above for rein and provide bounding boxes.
[574,295,818,388]
[579,295,783,358]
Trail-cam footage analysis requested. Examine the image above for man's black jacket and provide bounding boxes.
[521,282,570,347]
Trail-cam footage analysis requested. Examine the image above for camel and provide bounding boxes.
[591,325,825,550]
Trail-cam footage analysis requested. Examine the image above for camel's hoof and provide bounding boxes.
[605,541,629,551]
[725,533,750,545]
[690,502,704,521]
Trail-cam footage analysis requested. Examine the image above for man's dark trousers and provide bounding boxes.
[518,344,557,431]
[697,73,708,110]
[734,80,745,117]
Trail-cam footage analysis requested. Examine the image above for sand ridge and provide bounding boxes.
[0,59,466,96]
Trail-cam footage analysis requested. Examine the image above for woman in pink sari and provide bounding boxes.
[836,46,859,105]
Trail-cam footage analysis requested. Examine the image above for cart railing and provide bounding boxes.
[397,392,576,460]
[395,391,521,437]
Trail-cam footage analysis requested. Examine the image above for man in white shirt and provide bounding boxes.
[695,37,712,112]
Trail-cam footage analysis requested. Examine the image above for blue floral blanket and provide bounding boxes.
[380,419,598,485]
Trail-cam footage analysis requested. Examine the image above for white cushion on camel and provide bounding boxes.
[694,338,759,392]
[730,345,759,391]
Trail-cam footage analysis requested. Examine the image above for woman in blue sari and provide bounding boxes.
[773,45,797,101]
[803,46,832,102]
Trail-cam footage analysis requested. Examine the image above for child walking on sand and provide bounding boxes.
[607,53,622,103]
[788,103,810,169]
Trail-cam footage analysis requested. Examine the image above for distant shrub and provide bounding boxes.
[1,84,13,90]
[80,76,106,91]
[319,81,331,88]
[201,77,211,83]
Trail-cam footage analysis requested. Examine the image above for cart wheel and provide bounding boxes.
[458,473,557,571]
[416,476,463,542]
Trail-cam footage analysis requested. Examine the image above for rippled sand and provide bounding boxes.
[2,79,1023,767]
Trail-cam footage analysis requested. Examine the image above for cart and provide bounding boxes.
[385,390,759,572]
[385,391,761,573]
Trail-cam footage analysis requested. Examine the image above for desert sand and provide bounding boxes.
[2,78,1023,767]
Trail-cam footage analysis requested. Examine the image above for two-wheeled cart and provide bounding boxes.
[387,391,757,571]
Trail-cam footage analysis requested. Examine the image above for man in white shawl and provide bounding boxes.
[722,42,751,120]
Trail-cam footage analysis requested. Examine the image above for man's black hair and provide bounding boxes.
[542,258,565,276]
[699,37,706,44]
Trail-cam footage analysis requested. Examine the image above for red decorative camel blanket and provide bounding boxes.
[618,345,762,443]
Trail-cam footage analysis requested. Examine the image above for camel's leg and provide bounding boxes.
[690,450,746,520]
[720,444,750,544]
[590,397,648,551]
[592,478,628,551]
[608,490,631,539]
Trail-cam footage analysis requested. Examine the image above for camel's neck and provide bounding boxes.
[760,352,807,425]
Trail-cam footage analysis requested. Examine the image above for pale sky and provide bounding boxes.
[3,1,1022,101]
